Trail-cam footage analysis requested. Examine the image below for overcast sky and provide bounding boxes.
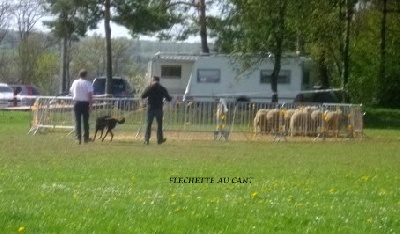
[35,18,201,42]
[87,21,202,43]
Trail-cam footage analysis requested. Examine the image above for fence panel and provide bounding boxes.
[29,96,364,141]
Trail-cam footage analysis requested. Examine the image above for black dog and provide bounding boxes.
[93,116,125,142]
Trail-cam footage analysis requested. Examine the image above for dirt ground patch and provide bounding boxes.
[115,130,363,142]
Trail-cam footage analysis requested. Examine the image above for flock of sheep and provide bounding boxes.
[253,106,350,138]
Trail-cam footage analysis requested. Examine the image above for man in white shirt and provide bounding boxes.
[69,69,93,144]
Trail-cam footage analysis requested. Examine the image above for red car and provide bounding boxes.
[10,85,40,106]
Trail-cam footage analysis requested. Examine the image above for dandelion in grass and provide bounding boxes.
[361,175,370,182]
[378,189,387,196]
[18,227,25,233]
[366,218,373,223]
[329,188,335,193]
[251,192,258,199]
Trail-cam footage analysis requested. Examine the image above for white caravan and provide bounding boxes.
[147,52,312,102]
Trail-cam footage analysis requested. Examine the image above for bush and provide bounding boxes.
[364,107,400,129]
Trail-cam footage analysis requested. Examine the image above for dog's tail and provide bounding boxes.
[118,118,126,124]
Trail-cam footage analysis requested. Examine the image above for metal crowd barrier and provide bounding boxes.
[28,96,145,135]
[28,96,364,141]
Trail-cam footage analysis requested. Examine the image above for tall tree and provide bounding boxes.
[0,2,13,81]
[104,0,112,95]
[206,1,239,53]
[45,0,178,95]
[376,0,400,107]
[127,0,221,53]
[44,0,101,93]
[224,0,295,102]
[34,51,59,95]
[378,0,388,104]
[296,0,351,89]
[349,4,380,104]
[167,0,211,53]
[68,36,134,78]
[0,2,12,44]
[69,35,106,77]
[12,0,46,84]
[198,0,209,53]
[340,0,358,102]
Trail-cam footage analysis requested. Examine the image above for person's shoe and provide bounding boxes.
[143,140,149,146]
[75,139,81,145]
[157,138,167,145]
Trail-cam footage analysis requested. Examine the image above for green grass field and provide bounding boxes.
[0,111,399,233]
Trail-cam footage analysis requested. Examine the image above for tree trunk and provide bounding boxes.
[271,51,281,103]
[378,0,387,105]
[18,39,28,84]
[270,2,286,103]
[59,37,68,94]
[199,0,209,53]
[341,0,351,102]
[317,51,330,88]
[104,0,113,96]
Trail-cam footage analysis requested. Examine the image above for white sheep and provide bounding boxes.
[323,109,343,137]
[289,107,312,137]
[310,109,324,136]
[266,108,281,133]
[253,109,269,134]
[282,109,296,133]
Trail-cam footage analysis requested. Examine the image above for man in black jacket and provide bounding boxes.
[141,76,172,145]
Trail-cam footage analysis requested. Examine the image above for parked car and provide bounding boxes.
[10,85,40,106]
[92,77,135,97]
[0,83,14,108]
[92,77,136,110]
[294,87,343,103]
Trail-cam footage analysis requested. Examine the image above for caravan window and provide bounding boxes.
[260,70,291,84]
[197,69,220,83]
[161,65,182,79]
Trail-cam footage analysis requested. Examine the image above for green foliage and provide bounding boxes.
[364,107,400,129]
[70,35,106,77]
[69,36,137,79]
[349,8,380,104]
[44,0,102,39]
[113,0,180,36]
[376,12,400,108]
[215,0,400,107]
[349,4,400,107]
[208,3,242,53]
[34,52,60,95]
[6,0,400,108]
[125,64,147,94]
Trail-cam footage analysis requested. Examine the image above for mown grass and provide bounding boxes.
[0,110,399,233]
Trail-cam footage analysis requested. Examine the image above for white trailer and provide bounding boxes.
[147,52,312,102]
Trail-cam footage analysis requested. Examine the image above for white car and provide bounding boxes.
[0,83,14,108]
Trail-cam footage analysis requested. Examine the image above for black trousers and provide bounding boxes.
[145,108,163,142]
[74,101,90,142]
